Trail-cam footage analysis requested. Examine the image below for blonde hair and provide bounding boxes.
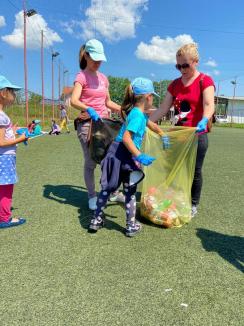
[79,44,87,70]
[121,85,146,120]
[176,43,199,62]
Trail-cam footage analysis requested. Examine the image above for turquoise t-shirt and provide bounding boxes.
[115,107,148,150]
[33,124,42,136]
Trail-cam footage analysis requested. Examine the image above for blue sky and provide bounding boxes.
[0,0,244,99]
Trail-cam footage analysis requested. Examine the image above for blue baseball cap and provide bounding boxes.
[85,39,107,62]
[0,75,21,90]
[131,77,159,97]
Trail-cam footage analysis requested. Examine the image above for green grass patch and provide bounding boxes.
[0,128,243,326]
[214,123,244,128]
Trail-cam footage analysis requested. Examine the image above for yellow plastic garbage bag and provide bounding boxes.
[140,126,198,228]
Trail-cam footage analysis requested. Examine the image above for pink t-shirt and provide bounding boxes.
[74,70,110,118]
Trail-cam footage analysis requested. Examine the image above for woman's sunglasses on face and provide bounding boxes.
[175,63,190,70]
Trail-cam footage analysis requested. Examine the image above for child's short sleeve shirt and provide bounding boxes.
[0,111,16,155]
[115,107,148,150]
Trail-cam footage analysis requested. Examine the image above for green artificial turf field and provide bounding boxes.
[0,127,243,326]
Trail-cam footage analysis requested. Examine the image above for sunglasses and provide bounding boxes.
[175,63,190,70]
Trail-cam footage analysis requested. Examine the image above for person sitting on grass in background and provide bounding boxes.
[89,77,170,237]
[0,75,28,228]
[59,104,70,133]
[28,120,35,133]
[32,119,42,136]
[49,120,61,135]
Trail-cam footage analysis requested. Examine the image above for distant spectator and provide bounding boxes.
[59,105,70,133]
[32,119,42,136]
[28,120,35,133]
[49,120,61,135]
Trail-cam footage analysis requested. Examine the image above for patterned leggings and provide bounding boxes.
[95,176,137,225]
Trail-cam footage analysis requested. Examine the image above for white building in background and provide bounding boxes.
[216,96,244,123]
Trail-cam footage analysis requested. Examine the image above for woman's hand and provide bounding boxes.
[196,117,208,133]
[86,107,100,121]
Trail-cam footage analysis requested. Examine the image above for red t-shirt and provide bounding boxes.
[167,73,215,127]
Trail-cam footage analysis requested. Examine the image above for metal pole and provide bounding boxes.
[23,0,28,126]
[41,30,45,124]
[58,59,61,111]
[52,54,54,120]
[215,81,219,115]
[231,78,237,127]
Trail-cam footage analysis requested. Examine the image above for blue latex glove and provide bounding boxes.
[86,107,100,122]
[134,153,156,166]
[162,135,170,150]
[16,129,29,145]
[196,117,208,133]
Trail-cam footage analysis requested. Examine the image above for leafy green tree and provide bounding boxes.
[108,76,130,105]
[153,80,172,107]
[28,92,42,104]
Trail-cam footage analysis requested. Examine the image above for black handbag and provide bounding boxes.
[89,118,122,164]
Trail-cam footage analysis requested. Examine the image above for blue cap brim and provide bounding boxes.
[89,52,107,62]
[9,84,21,90]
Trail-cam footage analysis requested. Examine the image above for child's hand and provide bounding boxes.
[134,153,156,166]
[18,132,29,145]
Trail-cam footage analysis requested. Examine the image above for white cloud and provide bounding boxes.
[78,0,148,41]
[135,34,195,64]
[60,20,77,35]
[203,71,211,76]
[204,58,217,67]
[0,16,6,27]
[1,11,62,49]
[213,69,220,76]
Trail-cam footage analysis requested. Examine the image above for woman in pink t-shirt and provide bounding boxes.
[71,39,122,210]
[150,43,215,218]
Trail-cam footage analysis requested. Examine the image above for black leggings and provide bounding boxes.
[191,133,208,206]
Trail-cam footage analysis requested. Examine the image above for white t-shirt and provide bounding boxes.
[0,111,16,155]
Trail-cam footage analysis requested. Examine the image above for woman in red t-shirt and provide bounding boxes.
[150,43,215,217]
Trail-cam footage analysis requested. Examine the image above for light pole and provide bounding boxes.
[41,29,45,124]
[51,51,59,120]
[23,0,37,126]
[58,59,61,114]
[63,69,68,106]
[63,69,68,87]
[230,78,237,126]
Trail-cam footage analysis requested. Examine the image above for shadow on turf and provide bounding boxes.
[43,184,124,234]
[197,228,244,273]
